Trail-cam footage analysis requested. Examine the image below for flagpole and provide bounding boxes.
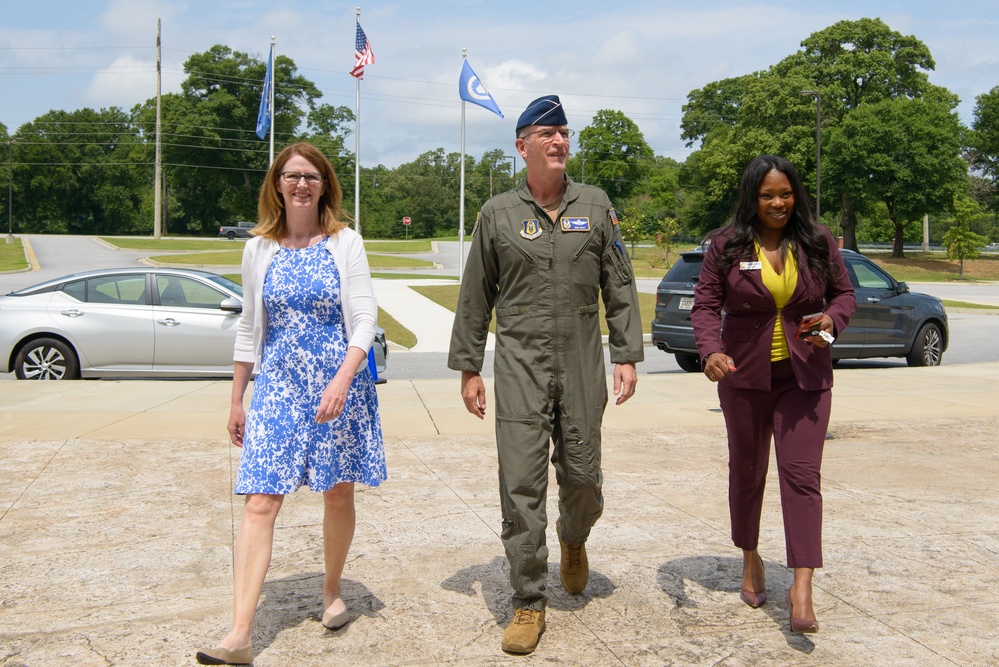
[354,7,361,234]
[268,36,275,165]
[458,50,468,283]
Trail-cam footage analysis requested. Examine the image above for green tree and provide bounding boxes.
[781,18,938,248]
[375,149,461,239]
[13,107,146,234]
[941,195,991,278]
[824,97,966,257]
[969,86,999,211]
[307,103,355,169]
[576,110,653,202]
[132,45,323,235]
[680,75,751,147]
[679,18,944,248]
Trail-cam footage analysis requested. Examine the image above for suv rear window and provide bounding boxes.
[662,253,704,283]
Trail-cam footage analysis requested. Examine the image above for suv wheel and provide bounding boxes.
[906,323,943,367]
[675,352,701,373]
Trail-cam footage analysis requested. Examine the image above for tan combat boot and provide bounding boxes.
[557,519,589,594]
[501,608,546,654]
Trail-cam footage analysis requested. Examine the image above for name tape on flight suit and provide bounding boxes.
[560,217,590,232]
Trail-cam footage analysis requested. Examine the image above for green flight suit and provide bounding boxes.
[448,177,644,610]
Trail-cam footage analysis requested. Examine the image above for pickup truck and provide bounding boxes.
[218,221,256,240]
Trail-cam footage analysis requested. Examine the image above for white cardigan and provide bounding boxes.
[233,227,378,374]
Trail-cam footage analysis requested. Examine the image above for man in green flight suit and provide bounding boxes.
[448,95,644,655]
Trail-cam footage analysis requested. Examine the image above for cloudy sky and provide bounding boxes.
[1,0,997,168]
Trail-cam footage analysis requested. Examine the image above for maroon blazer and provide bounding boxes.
[691,227,855,391]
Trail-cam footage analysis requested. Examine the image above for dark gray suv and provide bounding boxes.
[651,247,949,371]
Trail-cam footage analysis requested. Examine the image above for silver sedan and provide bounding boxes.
[0,267,387,380]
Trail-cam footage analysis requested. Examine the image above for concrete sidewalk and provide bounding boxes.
[1,365,997,666]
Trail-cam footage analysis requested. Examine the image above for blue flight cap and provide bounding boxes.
[516,95,567,132]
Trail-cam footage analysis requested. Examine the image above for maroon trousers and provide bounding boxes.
[718,359,830,568]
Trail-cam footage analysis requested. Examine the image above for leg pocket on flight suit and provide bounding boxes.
[559,419,601,488]
[496,414,547,488]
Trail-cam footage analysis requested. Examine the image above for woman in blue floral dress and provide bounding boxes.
[197,143,386,666]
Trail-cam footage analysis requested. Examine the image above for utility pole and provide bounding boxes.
[7,137,14,244]
[154,18,162,238]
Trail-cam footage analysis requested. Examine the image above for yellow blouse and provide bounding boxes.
[757,242,798,362]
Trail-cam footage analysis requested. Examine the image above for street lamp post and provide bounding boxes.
[800,90,821,222]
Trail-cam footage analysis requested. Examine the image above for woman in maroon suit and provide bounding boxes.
[691,155,855,634]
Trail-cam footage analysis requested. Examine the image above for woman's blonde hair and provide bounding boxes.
[253,142,350,241]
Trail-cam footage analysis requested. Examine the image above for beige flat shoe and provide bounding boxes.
[195,644,253,665]
[322,602,351,630]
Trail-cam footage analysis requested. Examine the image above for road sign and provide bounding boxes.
[402,216,411,225]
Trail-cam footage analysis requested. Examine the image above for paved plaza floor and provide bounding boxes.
[1,364,997,666]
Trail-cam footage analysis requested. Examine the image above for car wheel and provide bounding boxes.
[906,323,943,367]
[226,231,237,240]
[14,338,80,380]
[674,352,702,373]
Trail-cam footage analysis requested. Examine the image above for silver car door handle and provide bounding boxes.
[60,309,84,317]
[157,318,181,326]
[867,297,881,303]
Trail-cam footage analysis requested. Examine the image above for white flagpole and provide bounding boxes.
[458,49,467,284]
[354,7,361,233]
[268,36,275,165]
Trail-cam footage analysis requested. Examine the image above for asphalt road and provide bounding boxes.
[3,235,998,381]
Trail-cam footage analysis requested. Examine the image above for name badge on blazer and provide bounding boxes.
[740,261,763,270]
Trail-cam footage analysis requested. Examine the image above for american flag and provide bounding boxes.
[350,21,375,79]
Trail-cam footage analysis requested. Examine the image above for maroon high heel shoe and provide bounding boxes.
[739,554,767,608]
[785,590,819,634]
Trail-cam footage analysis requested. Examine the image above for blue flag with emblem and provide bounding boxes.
[256,44,274,140]
[459,59,503,118]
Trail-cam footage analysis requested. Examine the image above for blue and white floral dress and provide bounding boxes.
[235,236,386,494]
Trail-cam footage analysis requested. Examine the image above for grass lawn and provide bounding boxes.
[411,284,658,336]
[99,237,244,251]
[0,238,27,272]
[364,239,434,253]
[371,272,457,281]
[377,307,417,349]
[941,300,999,310]
[627,244,999,284]
[866,252,999,282]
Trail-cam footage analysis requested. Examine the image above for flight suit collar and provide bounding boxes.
[516,174,580,211]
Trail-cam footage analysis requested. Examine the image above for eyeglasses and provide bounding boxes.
[280,171,323,185]
[522,127,575,142]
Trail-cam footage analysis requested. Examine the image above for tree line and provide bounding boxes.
[1,18,998,258]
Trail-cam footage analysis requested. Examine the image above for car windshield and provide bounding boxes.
[203,273,243,297]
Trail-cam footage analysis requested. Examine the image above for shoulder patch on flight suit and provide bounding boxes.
[560,217,590,232]
[609,208,619,225]
[471,212,481,237]
[520,219,543,240]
